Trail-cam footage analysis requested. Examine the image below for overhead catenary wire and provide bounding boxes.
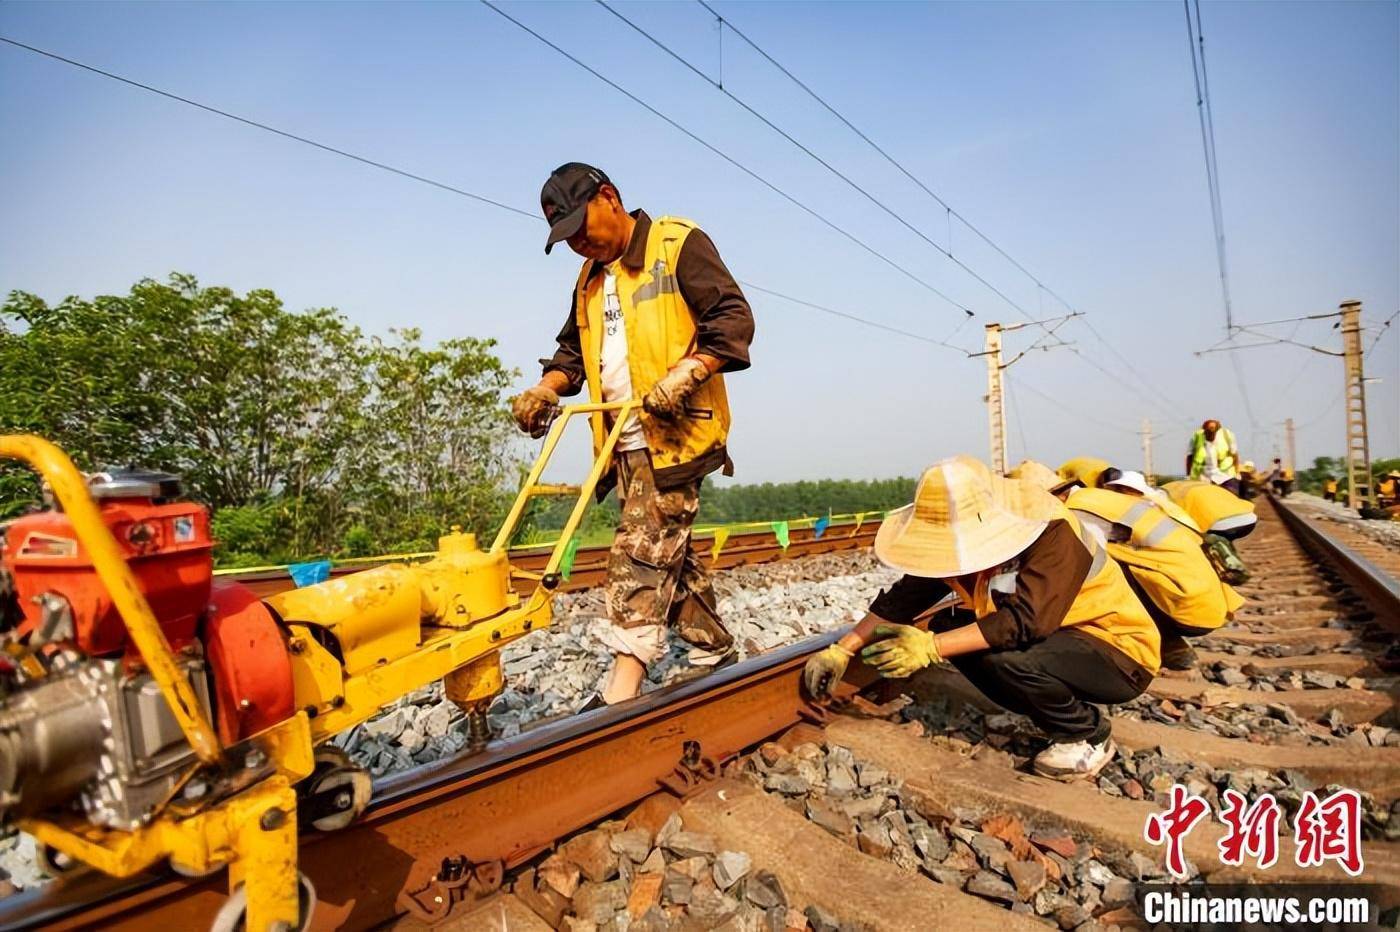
[696,0,1086,323]
[478,1,975,322]
[0,33,963,355]
[1181,0,1259,431]
[672,2,1191,418]
[0,36,537,220]
[737,281,970,352]
[596,0,1035,324]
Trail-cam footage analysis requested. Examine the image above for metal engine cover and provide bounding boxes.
[83,657,213,831]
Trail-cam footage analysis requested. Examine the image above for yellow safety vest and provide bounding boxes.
[1068,488,1244,631]
[949,509,1160,675]
[1188,428,1238,480]
[574,216,732,485]
[1162,480,1255,534]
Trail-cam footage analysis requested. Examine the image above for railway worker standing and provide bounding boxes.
[1324,475,1339,503]
[804,455,1159,781]
[512,163,755,707]
[1185,419,1242,496]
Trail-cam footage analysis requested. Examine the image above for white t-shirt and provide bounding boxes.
[599,269,648,452]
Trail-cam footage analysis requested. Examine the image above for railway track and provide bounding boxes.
[2,499,1397,930]
[230,523,882,600]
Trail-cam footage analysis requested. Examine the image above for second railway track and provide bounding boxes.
[3,498,1398,930]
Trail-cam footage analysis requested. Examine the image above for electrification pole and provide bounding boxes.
[984,323,1007,476]
[1340,300,1374,509]
[1284,417,1296,477]
[1141,419,1154,485]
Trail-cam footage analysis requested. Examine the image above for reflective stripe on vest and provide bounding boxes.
[574,216,732,474]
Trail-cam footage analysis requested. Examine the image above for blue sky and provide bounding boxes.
[2,1,1396,485]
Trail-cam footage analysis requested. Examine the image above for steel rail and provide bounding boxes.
[1268,494,1400,631]
[230,523,881,599]
[0,629,869,930]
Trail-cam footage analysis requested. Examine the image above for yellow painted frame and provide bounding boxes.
[0,403,636,929]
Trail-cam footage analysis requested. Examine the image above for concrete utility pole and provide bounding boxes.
[1140,419,1154,485]
[984,323,1007,476]
[1340,300,1375,509]
[1284,417,1296,476]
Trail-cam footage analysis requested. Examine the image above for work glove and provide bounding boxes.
[642,357,709,420]
[860,624,942,679]
[1203,533,1250,586]
[803,643,853,702]
[511,385,560,439]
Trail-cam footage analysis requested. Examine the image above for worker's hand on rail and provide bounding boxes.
[642,357,709,420]
[512,385,560,438]
[803,643,853,702]
[860,624,941,679]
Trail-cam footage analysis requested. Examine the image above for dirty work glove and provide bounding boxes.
[860,624,942,679]
[1203,533,1250,586]
[803,643,853,701]
[511,385,560,438]
[642,357,709,420]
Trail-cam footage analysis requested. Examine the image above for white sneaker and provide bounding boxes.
[1032,736,1116,781]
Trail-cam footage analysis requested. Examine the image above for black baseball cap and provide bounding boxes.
[540,162,611,254]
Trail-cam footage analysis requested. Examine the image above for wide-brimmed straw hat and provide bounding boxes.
[875,455,1058,578]
[1008,460,1061,493]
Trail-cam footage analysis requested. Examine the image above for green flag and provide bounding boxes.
[771,520,790,549]
[559,536,581,581]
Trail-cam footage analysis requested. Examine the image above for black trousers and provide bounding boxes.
[948,630,1151,744]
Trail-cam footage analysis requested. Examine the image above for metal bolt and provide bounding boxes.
[245,748,267,770]
[183,780,209,801]
[523,619,532,631]
[260,807,287,831]
[335,791,352,810]
[289,638,306,654]
[490,630,501,642]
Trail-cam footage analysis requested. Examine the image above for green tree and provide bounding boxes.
[1,275,522,564]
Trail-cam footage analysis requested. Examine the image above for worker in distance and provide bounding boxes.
[512,163,755,708]
[804,455,1160,781]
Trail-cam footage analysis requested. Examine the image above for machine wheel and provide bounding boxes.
[210,871,316,932]
[36,841,79,877]
[298,746,371,834]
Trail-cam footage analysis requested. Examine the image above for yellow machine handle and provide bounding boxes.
[0,435,223,764]
[490,401,638,585]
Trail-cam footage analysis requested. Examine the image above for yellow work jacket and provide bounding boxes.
[1162,480,1255,534]
[949,506,1161,675]
[574,216,732,487]
[1068,488,1244,632]
[1188,428,1238,480]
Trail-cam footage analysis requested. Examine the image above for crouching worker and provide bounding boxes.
[1058,467,1244,672]
[1160,479,1257,586]
[803,455,1159,781]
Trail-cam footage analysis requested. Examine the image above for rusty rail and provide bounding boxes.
[0,629,874,930]
[231,523,881,598]
[1268,494,1400,631]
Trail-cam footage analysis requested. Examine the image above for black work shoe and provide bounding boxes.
[670,649,739,685]
[575,693,608,714]
[1160,635,1199,671]
[674,594,734,654]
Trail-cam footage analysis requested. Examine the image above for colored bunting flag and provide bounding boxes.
[813,512,831,540]
[711,527,731,562]
[559,536,581,581]
[771,520,790,550]
[849,512,867,537]
[289,560,331,588]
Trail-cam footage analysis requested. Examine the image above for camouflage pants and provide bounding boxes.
[603,450,731,663]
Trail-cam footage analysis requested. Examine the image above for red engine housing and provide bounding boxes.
[4,495,213,656]
[2,480,297,742]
